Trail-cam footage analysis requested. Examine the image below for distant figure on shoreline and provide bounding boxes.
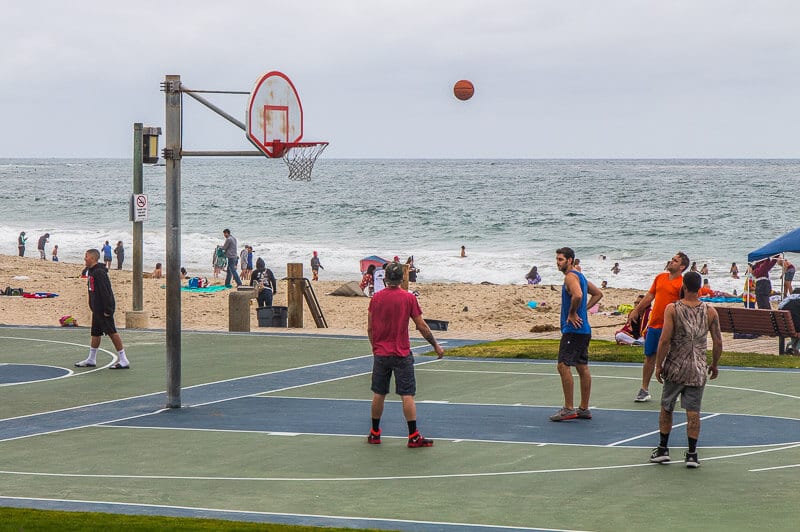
[114,241,124,270]
[143,262,162,279]
[730,262,739,279]
[690,261,698,272]
[17,231,26,257]
[700,263,709,275]
[781,258,795,297]
[37,233,50,260]
[360,264,376,296]
[460,245,466,258]
[573,258,582,272]
[406,256,418,283]
[101,241,113,269]
[611,262,620,275]
[525,265,541,285]
[212,245,227,278]
[222,229,242,288]
[51,245,59,262]
[311,250,324,281]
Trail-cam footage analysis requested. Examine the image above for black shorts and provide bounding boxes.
[91,313,118,337]
[558,333,591,366]
[371,354,416,396]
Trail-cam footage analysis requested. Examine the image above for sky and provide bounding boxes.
[1,1,798,159]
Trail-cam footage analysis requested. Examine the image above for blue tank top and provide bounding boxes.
[561,270,591,335]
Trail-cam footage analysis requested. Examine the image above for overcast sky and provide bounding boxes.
[1,1,798,159]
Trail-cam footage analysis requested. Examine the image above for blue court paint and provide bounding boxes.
[0,364,69,384]
[110,396,800,448]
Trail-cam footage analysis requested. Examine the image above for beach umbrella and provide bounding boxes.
[360,255,389,274]
[748,227,800,263]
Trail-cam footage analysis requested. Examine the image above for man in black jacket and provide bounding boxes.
[778,288,800,354]
[75,249,130,369]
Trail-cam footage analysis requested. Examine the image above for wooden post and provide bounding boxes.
[402,263,410,291]
[287,262,304,328]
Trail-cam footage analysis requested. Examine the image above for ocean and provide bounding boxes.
[1,158,797,294]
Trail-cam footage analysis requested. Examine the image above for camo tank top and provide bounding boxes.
[661,301,709,387]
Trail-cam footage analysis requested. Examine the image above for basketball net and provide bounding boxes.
[282,142,329,181]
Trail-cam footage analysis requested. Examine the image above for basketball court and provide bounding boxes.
[1,326,798,531]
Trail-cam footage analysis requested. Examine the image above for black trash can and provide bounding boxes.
[257,306,288,327]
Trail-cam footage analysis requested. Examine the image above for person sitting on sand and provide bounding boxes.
[143,263,162,279]
[525,265,542,285]
[360,264,376,296]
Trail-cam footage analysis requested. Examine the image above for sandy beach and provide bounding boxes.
[0,255,644,341]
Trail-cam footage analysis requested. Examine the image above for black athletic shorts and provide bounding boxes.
[91,313,118,337]
[371,354,416,396]
[558,333,591,366]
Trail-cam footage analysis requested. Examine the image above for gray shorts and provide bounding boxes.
[661,380,705,412]
[371,354,416,396]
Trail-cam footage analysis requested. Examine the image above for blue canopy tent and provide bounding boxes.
[748,227,800,263]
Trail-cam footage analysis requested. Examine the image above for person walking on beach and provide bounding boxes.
[37,233,50,260]
[627,252,690,402]
[17,231,26,257]
[101,241,113,269]
[649,272,722,468]
[114,241,124,270]
[549,247,603,421]
[310,251,323,281]
[75,249,130,369]
[367,262,444,447]
[251,257,277,308]
[222,229,242,288]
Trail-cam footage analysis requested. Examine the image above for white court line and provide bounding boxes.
[0,459,657,482]
[420,368,638,380]
[606,413,721,447]
[749,463,800,472]
[0,495,578,532]
[0,336,117,381]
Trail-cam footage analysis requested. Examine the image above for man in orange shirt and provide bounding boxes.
[698,278,714,297]
[626,252,690,402]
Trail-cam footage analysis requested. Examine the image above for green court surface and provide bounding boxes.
[1,327,798,531]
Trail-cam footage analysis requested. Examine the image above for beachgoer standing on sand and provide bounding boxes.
[781,258,795,298]
[75,249,130,369]
[361,264,376,296]
[649,272,722,468]
[222,229,242,288]
[251,257,277,308]
[550,247,603,422]
[310,251,323,281]
[525,265,542,285]
[627,252,690,402]
[367,262,444,447]
[37,233,49,260]
[212,245,227,278]
[51,245,59,262]
[114,241,124,270]
[17,232,26,257]
[101,241,113,269]
[751,256,778,309]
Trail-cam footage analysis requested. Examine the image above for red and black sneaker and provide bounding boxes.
[407,430,433,448]
[367,428,381,444]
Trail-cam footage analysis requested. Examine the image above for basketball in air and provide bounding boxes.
[453,79,474,101]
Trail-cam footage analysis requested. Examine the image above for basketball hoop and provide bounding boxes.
[281,141,329,181]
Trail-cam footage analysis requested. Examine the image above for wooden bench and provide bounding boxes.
[716,307,800,354]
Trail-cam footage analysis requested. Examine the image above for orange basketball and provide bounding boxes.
[453,79,474,101]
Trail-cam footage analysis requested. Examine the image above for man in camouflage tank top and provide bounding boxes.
[649,272,723,468]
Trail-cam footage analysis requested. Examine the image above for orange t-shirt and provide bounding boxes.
[698,285,714,297]
[647,272,684,329]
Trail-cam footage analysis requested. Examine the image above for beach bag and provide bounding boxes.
[188,277,209,288]
[5,287,23,296]
[59,315,78,327]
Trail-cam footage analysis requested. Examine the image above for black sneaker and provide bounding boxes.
[649,446,671,463]
[367,428,381,444]
[685,451,700,468]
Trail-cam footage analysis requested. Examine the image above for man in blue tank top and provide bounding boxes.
[550,247,603,421]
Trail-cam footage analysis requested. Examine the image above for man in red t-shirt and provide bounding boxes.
[627,252,690,402]
[367,262,444,448]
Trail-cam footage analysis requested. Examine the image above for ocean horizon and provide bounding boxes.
[1,157,797,294]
